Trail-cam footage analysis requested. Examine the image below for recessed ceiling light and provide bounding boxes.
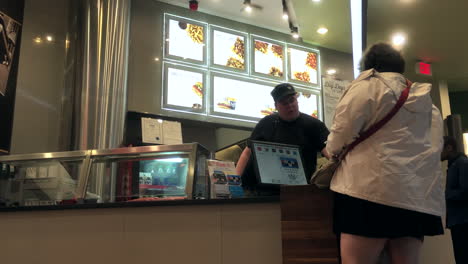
[312,0,321,2]
[244,5,252,12]
[33,37,42,43]
[46,35,53,42]
[327,69,337,75]
[282,13,289,20]
[392,33,406,46]
[317,27,328,34]
[154,57,160,62]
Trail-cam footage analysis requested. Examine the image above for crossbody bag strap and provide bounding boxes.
[340,79,412,159]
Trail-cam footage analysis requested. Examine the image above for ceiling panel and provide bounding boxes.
[367,0,468,91]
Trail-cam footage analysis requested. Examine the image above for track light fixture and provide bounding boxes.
[282,0,289,20]
[291,27,299,39]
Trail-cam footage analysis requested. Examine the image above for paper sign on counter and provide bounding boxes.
[162,120,183,145]
[141,118,163,144]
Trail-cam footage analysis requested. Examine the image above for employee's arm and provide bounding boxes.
[236,147,251,176]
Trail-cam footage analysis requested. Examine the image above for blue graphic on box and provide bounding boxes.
[227,175,242,185]
[280,157,299,169]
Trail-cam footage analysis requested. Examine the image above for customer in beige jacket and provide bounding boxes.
[327,43,445,264]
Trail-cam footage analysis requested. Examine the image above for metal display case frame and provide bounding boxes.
[0,143,210,207]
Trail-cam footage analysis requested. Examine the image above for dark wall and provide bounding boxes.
[449,91,468,132]
[0,1,24,154]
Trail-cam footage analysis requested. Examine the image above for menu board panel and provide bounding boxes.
[166,18,205,62]
[213,30,246,70]
[213,76,275,119]
[289,48,319,84]
[166,67,204,109]
[253,39,284,78]
[297,91,319,119]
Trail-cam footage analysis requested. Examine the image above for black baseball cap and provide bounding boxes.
[271,83,297,102]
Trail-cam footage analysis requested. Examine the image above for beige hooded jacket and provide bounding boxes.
[326,69,445,217]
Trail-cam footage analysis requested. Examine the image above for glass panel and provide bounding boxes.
[212,75,274,119]
[288,47,319,85]
[87,154,192,203]
[166,66,204,110]
[166,18,206,62]
[297,91,319,119]
[212,29,246,70]
[252,38,285,79]
[0,158,83,207]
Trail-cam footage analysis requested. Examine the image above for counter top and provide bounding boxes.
[0,196,280,212]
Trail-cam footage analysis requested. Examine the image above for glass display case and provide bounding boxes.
[0,143,210,208]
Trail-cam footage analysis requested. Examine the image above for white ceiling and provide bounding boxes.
[367,0,468,92]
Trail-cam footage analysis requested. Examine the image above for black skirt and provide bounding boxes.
[333,192,444,239]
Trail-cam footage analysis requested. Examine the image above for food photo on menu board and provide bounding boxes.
[289,48,318,84]
[166,67,203,110]
[213,76,274,119]
[213,30,245,70]
[254,40,284,77]
[167,19,205,61]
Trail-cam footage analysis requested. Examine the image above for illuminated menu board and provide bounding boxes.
[297,92,319,118]
[166,67,204,110]
[213,76,275,119]
[162,14,324,125]
[253,39,284,78]
[166,19,205,62]
[213,29,246,70]
[289,47,319,84]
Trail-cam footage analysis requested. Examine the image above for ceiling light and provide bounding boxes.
[33,37,42,43]
[154,57,160,62]
[312,0,321,2]
[46,35,53,42]
[392,33,406,46]
[243,0,253,12]
[327,69,337,75]
[282,0,289,20]
[317,27,328,34]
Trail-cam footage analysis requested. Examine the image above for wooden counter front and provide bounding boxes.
[281,185,339,264]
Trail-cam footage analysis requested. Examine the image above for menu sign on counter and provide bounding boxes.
[212,29,246,70]
[166,67,204,110]
[289,47,319,85]
[212,75,275,119]
[166,18,205,62]
[253,39,284,78]
[322,77,349,128]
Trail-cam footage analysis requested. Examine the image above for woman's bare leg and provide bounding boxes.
[340,233,387,264]
[387,237,422,264]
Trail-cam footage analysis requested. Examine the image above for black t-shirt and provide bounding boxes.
[244,113,329,187]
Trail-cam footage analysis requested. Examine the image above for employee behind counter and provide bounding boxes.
[236,83,330,191]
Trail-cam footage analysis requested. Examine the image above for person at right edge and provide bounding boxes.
[326,42,445,264]
[441,136,468,264]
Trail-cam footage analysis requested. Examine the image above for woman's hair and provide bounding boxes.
[361,42,405,73]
